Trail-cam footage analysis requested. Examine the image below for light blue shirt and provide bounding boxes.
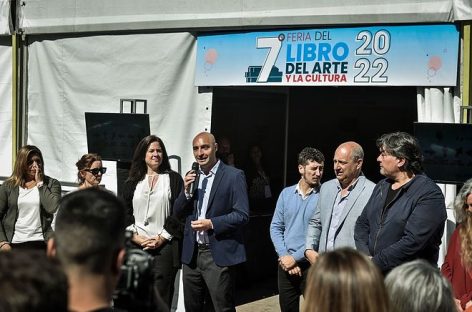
[196,160,221,244]
[270,181,320,262]
[325,179,357,251]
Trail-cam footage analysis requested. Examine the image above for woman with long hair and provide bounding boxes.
[76,153,106,189]
[441,178,472,311]
[302,247,389,312]
[121,135,183,309]
[0,145,61,251]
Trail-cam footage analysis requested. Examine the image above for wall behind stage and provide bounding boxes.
[0,36,12,177]
[26,32,211,189]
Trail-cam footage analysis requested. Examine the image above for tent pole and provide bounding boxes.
[462,22,471,123]
[11,34,18,166]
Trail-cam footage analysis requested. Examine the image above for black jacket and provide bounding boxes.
[354,174,447,273]
[121,170,184,267]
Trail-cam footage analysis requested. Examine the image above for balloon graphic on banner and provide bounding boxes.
[427,55,442,81]
[204,48,218,74]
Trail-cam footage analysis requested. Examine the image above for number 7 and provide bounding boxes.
[256,37,282,83]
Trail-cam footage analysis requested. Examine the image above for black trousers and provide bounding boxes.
[182,245,236,312]
[277,262,309,312]
[147,240,179,309]
[10,240,47,251]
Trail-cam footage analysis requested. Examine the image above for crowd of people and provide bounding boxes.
[0,130,471,312]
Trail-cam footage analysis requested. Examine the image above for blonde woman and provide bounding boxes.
[303,248,388,312]
[442,178,472,311]
[0,145,61,251]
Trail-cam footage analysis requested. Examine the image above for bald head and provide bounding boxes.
[333,141,364,188]
[193,132,216,146]
[192,132,218,174]
[336,141,364,161]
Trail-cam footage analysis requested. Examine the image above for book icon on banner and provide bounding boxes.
[245,66,283,83]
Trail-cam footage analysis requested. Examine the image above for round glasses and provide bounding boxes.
[84,167,107,175]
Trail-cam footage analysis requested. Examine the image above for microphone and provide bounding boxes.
[188,162,200,197]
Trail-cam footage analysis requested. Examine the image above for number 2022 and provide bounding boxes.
[354,30,391,83]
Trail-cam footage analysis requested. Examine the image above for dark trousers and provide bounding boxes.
[10,240,47,251]
[277,262,309,312]
[182,245,236,312]
[147,240,179,309]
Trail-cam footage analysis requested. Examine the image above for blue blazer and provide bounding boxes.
[173,162,250,267]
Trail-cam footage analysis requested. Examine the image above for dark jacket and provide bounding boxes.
[354,174,446,273]
[121,170,184,267]
[0,176,61,242]
[173,162,250,267]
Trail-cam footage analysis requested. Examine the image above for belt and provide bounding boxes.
[197,243,210,250]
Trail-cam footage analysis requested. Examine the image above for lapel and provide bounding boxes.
[337,175,366,225]
[11,186,19,205]
[206,162,226,214]
[322,182,339,241]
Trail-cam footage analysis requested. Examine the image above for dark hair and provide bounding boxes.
[298,147,325,166]
[385,260,456,312]
[0,250,68,312]
[5,145,44,187]
[55,188,126,274]
[376,132,424,173]
[76,153,102,184]
[127,135,171,183]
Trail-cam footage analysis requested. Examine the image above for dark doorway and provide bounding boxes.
[286,86,417,184]
[211,85,417,304]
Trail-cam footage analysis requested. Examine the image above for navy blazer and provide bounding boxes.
[173,162,250,267]
[354,174,446,273]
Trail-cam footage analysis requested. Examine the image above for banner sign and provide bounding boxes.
[195,24,459,86]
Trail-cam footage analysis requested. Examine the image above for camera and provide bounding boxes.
[113,231,155,311]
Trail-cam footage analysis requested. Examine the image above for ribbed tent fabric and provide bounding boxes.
[16,0,472,35]
[417,86,461,267]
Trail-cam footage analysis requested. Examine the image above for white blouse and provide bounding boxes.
[12,186,44,243]
[129,173,172,240]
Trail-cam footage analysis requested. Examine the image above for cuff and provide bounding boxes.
[126,224,138,234]
[160,229,173,241]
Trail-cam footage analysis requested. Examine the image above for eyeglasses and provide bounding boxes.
[84,167,107,175]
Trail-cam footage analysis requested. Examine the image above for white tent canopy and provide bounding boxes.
[0,0,11,35]
[26,32,211,190]
[17,0,472,35]
[0,37,12,177]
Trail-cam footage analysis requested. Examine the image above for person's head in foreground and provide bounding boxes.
[48,188,126,312]
[385,259,457,312]
[0,250,68,312]
[303,247,388,312]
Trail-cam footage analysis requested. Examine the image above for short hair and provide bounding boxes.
[376,132,423,173]
[385,259,456,312]
[303,248,388,312]
[350,144,364,161]
[127,135,171,183]
[5,145,44,188]
[0,250,68,312]
[76,153,102,184]
[55,188,126,274]
[298,147,325,166]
